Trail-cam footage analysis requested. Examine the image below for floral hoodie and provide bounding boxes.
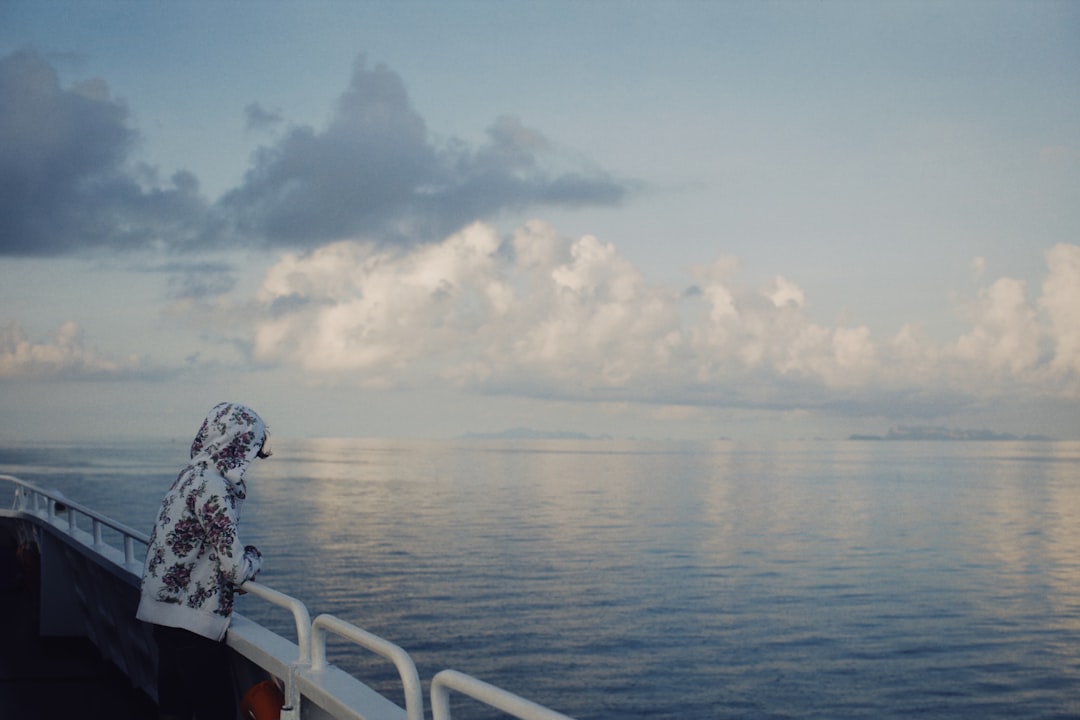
[137,402,266,641]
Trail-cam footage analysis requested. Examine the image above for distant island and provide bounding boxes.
[851,425,1055,442]
[460,427,612,440]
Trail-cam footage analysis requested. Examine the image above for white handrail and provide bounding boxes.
[2,473,149,564]
[310,613,424,720]
[0,476,313,668]
[2,474,579,720]
[431,669,575,720]
[239,580,313,666]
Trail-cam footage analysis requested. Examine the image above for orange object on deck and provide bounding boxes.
[241,679,284,720]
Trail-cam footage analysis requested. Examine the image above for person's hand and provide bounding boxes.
[243,545,263,579]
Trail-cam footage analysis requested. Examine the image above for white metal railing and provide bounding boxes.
[241,580,313,665]
[3,473,149,567]
[236,580,314,720]
[431,670,576,720]
[1,474,577,720]
[311,613,424,720]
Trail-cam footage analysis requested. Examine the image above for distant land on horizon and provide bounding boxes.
[850,425,1057,442]
[460,427,613,441]
[460,425,1059,443]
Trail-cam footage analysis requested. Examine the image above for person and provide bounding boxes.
[137,402,271,720]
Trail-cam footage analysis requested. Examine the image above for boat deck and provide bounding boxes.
[0,474,577,720]
[0,527,158,720]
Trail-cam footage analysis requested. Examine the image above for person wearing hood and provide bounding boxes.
[137,402,271,720]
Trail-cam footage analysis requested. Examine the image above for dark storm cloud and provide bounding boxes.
[154,261,238,300]
[219,57,629,248]
[0,51,207,256]
[0,51,629,257]
[244,102,283,132]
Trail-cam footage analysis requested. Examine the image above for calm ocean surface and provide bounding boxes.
[3,438,1080,719]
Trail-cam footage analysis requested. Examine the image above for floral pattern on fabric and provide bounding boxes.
[137,402,267,638]
[200,496,238,557]
[166,516,204,557]
[144,475,260,615]
[189,403,268,498]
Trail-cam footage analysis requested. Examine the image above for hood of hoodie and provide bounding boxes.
[188,402,268,499]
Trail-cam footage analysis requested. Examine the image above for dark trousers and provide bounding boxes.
[153,624,236,720]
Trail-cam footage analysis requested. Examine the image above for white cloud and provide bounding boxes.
[0,320,146,380]
[1039,243,1080,380]
[949,277,1041,377]
[765,276,805,309]
[498,228,681,391]
[253,223,516,379]
[206,226,1080,416]
[971,256,986,280]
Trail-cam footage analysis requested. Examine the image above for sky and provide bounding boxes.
[1,0,1078,442]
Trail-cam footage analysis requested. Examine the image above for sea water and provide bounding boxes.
[2,438,1079,720]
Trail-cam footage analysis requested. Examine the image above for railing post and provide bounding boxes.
[235,581,314,720]
[1,475,576,720]
[237,581,312,665]
[431,672,453,720]
[310,614,424,720]
[2,475,153,584]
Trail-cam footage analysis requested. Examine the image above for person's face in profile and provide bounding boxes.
[257,434,273,459]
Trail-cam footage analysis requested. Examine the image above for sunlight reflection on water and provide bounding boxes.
[3,439,1080,719]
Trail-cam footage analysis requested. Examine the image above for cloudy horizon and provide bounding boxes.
[1,2,1078,442]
